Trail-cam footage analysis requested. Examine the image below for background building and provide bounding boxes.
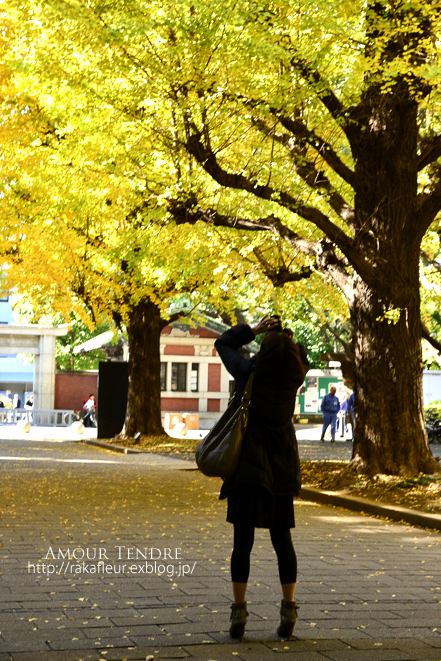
[0,295,33,406]
[62,317,251,428]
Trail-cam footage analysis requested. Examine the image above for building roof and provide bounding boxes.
[73,313,259,356]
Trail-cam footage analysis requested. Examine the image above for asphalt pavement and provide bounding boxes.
[0,435,441,661]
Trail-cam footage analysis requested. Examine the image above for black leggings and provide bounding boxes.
[231,524,297,584]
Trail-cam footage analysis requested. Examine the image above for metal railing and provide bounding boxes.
[0,408,78,427]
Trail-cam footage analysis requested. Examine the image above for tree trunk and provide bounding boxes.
[350,272,438,476]
[348,79,440,476]
[120,299,164,438]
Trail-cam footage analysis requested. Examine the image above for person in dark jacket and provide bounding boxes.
[214,315,309,641]
[320,386,340,442]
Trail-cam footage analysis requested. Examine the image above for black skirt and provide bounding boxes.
[226,484,295,529]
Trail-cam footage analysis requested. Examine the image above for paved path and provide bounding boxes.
[0,438,441,660]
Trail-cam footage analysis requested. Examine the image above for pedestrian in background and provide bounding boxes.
[214,315,309,641]
[347,391,355,441]
[339,394,349,438]
[82,394,97,428]
[320,386,339,443]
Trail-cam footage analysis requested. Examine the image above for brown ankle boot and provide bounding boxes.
[277,599,299,639]
[229,601,248,640]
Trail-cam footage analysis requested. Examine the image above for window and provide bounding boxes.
[190,363,199,392]
[171,363,187,391]
[160,362,167,391]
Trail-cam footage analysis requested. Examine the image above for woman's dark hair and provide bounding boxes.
[254,329,306,383]
[267,314,283,333]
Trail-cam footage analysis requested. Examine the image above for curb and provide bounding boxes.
[81,439,198,466]
[299,486,441,531]
[82,438,145,454]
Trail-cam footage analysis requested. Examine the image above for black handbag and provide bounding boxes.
[195,373,254,479]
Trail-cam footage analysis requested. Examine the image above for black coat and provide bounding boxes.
[215,324,308,500]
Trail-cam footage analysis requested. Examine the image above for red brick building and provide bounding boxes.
[55,371,99,413]
[55,319,251,428]
[159,322,231,425]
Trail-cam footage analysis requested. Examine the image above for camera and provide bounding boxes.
[268,315,283,333]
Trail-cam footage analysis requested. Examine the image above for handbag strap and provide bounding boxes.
[241,372,254,408]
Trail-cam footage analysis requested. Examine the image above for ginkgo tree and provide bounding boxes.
[1,38,308,437]
[0,60,247,437]
[157,0,441,476]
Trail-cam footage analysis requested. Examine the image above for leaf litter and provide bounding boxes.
[300,460,441,514]
[105,435,441,514]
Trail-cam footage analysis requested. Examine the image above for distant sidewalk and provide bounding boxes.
[0,424,98,442]
[295,422,353,442]
[0,421,336,443]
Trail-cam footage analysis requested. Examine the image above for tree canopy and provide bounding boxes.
[3,0,441,473]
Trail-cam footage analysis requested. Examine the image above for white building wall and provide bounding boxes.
[423,371,441,407]
[0,325,68,409]
[0,298,34,401]
[0,297,13,323]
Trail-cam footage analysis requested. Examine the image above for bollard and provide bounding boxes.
[16,420,31,433]
[70,420,85,434]
[173,422,188,437]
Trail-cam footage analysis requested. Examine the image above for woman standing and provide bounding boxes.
[214,316,309,640]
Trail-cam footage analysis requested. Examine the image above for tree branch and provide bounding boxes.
[161,310,185,330]
[417,135,441,172]
[184,125,359,257]
[252,116,356,229]
[168,198,355,298]
[289,55,352,136]
[320,318,353,357]
[421,322,441,356]
[252,246,313,287]
[417,177,441,231]
[168,197,319,254]
[275,113,359,192]
[182,125,381,288]
[226,91,357,191]
[420,249,441,274]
